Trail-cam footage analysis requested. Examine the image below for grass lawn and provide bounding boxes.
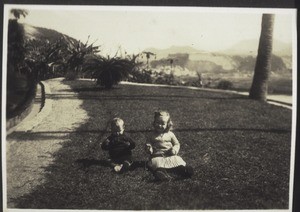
[13,79,292,210]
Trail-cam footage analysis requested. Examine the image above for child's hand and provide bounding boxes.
[145,144,153,154]
[166,148,177,156]
[170,148,177,155]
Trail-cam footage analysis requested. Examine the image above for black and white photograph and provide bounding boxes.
[2,4,297,211]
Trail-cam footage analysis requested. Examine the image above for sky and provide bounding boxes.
[6,5,296,56]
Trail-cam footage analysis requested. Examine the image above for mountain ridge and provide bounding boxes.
[22,23,292,58]
[145,39,292,58]
[22,24,292,73]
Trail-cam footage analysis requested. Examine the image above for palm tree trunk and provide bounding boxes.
[249,14,275,101]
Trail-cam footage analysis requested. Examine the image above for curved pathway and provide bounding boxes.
[5,78,89,208]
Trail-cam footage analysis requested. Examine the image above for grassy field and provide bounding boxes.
[12,79,292,210]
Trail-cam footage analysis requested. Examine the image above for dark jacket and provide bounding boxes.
[101,133,135,160]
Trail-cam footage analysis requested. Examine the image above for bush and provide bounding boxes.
[65,71,79,80]
[128,69,153,83]
[84,55,136,89]
[216,80,233,90]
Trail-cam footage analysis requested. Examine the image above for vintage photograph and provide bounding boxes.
[2,4,297,211]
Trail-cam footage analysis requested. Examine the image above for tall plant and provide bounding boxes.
[24,38,68,80]
[7,9,31,116]
[84,55,137,89]
[10,9,28,20]
[7,19,26,74]
[142,51,156,70]
[64,36,100,80]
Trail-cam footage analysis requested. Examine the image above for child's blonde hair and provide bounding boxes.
[111,118,124,132]
[153,111,173,132]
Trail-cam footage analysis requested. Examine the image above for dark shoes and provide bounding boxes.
[183,165,194,178]
[153,166,194,182]
[171,165,194,179]
[154,169,173,182]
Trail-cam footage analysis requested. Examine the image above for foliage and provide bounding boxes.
[142,51,156,69]
[6,19,29,116]
[154,72,176,85]
[84,55,137,88]
[7,19,26,73]
[23,38,68,80]
[10,9,28,20]
[128,69,153,83]
[64,36,100,80]
[21,35,100,81]
[216,80,234,90]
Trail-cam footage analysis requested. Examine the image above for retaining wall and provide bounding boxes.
[6,82,39,131]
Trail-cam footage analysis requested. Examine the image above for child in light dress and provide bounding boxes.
[101,118,135,173]
[145,111,194,181]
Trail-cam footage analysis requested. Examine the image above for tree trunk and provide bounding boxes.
[249,14,275,101]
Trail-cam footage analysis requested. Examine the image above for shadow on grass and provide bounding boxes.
[10,79,292,210]
[75,158,146,170]
[9,126,291,141]
[45,93,248,101]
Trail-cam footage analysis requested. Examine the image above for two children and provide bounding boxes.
[101,111,194,181]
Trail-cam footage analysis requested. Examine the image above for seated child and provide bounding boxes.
[102,118,135,173]
[145,111,194,181]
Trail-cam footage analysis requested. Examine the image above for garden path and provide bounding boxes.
[5,78,89,208]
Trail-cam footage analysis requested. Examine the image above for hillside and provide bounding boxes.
[146,41,292,73]
[22,23,78,44]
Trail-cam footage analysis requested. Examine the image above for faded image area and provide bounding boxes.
[3,5,296,211]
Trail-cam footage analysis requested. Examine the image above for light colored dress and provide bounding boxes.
[147,131,186,170]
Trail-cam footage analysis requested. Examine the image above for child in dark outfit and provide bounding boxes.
[101,118,135,173]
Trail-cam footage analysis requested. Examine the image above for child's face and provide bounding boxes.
[154,116,168,132]
[112,124,124,135]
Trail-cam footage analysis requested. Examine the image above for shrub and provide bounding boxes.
[216,80,233,90]
[128,69,153,83]
[84,55,136,89]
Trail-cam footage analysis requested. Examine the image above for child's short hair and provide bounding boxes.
[153,110,173,132]
[111,118,124,131]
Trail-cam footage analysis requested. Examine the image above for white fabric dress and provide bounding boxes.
[147,131,186,169]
